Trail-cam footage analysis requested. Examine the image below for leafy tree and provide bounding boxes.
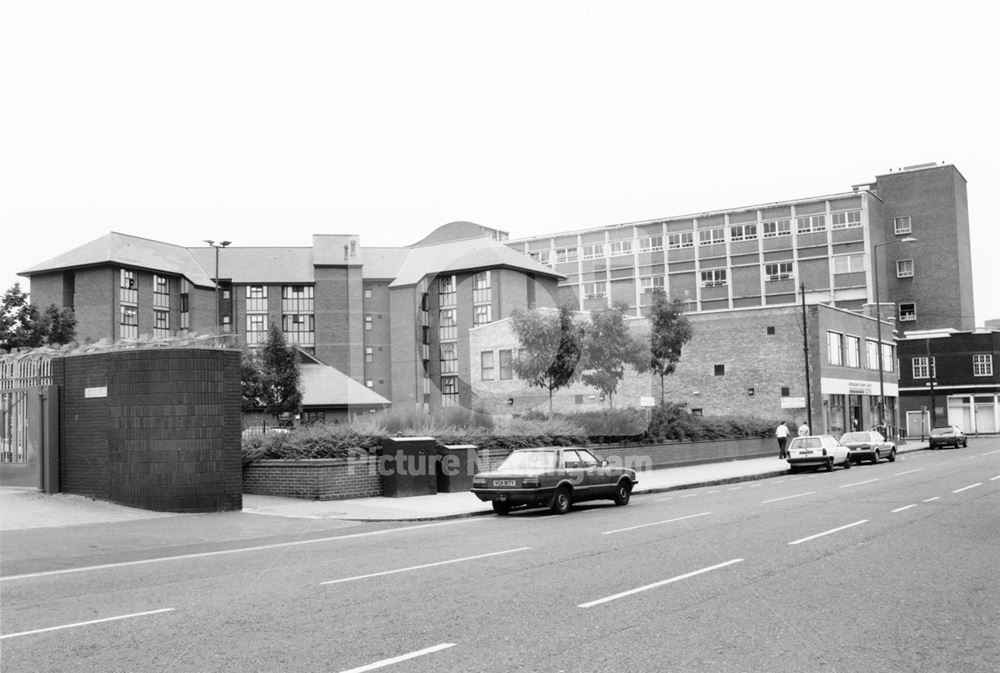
[580,302,649,407]
[1,283,42,351]
[39,304,77,346]
[648,290,693,403]
[240,347,267,413]
[260,323,302,420]
[510,304,585,418]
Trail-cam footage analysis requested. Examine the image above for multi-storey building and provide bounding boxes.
[507,163,974,333]
[19,222,562,413]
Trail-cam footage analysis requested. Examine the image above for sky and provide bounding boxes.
[2,0,998,324]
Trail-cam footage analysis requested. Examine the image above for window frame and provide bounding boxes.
[896,259,914,278]
[898,303,917,322]
[764,262,793,282]
[894,216,912,235]
[973,354,993,377]
[700,269,727,288]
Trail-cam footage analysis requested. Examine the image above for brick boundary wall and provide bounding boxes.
[242,438,775,500]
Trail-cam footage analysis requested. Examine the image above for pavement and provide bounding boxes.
[0,441,930,532]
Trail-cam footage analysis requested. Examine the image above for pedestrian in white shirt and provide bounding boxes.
[775,421,790,458]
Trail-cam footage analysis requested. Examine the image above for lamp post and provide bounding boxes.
[872,236,916,431]
[204,239,231,334]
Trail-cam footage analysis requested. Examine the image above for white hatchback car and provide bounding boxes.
[787,435,852,472]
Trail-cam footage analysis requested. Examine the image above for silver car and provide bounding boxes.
[787,435,852,472]
[840,431,896,464]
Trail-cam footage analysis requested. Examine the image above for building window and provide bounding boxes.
[698,228,725,246]
[365,314,373,330]
[283,314,315,348]
[833,254,865,274]
[845,335,860,368]
[153,275,169,308]
[365,347,374,364]
[282,285,314,314]
[584,282,606,299]
[499,349,515,380]
[221,316,231,333]
[119,268,138,305]
[120,305,138,340]
[473,304,492,325]
[246,285,268,312]
[441,376,459,407]
[764,262,793,281]
[364,287,373,299]
[438,275,457,307]
[555,247,578,264]
[246,314,267,345]
[639,236,663,253]
[730,223,757,241]
[831,210,862,229]
[866,340,880,370]
[827,331,843,366]
[439,308,457,341]
[153,309,169,339]
[973,354,993,377]
[912,356,937,379]
[894,216,912,235]
[714,364,725,376]
[881,343,895,372]
[762,219,791,238]
[640,276,665,294]
[796,214,826,234]
[582,243,604,260]
[781,386,790,397]
[668,232,694,249]
[700,269,727,288]
[896,259,914,278]
[365,379,374,388]
[534,249,552,266]
[440,342,458,374]
[481,351,495,380]
[609,239,633,256]
[899,303,916,322]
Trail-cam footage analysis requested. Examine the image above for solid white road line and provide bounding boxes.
[602,512,711,535]
[923,497,940,502]
[894,468,924,476]
[788,520,868,546]
[0,519,484,583]
[338,643,456,673]
[578,559,744,608]
[892,505,917,513]
[680,493,700,498]
[840,478,881,488]
[1,608,174,640]
[653,496,673,502]
[952,483,982,494]
[991,475,1000,481]
[321,547,531,585]
[761,492,815,504]
[980,450,1000,456]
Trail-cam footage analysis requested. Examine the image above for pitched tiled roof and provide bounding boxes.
[188,246,315,284]
[388,237,563,287]
[300,363,391,408]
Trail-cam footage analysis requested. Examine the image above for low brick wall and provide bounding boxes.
[242,437,775,500]
[243,456,382,500]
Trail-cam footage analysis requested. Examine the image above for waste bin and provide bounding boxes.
[378,437,438,497]
[436,444,477,493]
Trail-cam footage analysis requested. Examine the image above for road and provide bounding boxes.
[2,443,998,672]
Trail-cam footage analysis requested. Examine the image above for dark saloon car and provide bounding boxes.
[929,425,967,449]
[471,447,637,515]
[840,431,896,464]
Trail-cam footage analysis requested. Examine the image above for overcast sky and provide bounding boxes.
[2,0,997,324]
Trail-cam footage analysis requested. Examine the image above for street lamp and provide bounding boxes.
[204,239,231,334]
[872,236,917,431]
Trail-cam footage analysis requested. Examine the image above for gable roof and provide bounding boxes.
[388,237,563,288]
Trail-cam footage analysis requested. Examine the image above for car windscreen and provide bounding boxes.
[930,427,954,434]
[839,433,871,443]
[498,450,559,471]
[790,437,821,449]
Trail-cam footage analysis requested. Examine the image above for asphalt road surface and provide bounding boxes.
[2,442,998,673]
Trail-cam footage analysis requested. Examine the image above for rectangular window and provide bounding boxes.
[473,304,492,325]
[246,285,268,312]
[246,314,267,345]
[700,269,727,288]
[714,364,725,376]
[481,351,495,380]
[764,262,793,281]
[640,276,665,293]
[153,275,169,308]
[866,340,879,370]
[365,380,374,389]
[438,275,457,307]
[899,303,916,322]
[536,249,552,266]
[762,219,791,238]
[439,308,457,341]
[827,331,844,366]
[153,309,169,339]
[441,375,459,407]
[845,336,860,368]
[365,314,373,330]
[796,214,826,233]
[668,232,694,249]
[499,349,514,380]
[729,223,757,241]
[364,288,373,299]
[472,270,492,309]
[698,227,725,246]
[894,216,912,234]
[281,285,314,313]
[365,347,374,364]
[120,305,138,340]
[282,314,315,347]
[609,239,632,256]
[119,268,138,305]
[831,210,862,229]
[896,259,914,278]
[222,316,231,333]
[555,247,578,264]
[582,243,604,260]
[440,342,458,374]
[973,354,993,377]
[638,236,663,253]
[584,282,606,299]
[912,356,937,379]
[833,254,865,274]
[882,343,895,372]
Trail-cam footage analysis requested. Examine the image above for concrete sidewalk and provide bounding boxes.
[1,442,928,530]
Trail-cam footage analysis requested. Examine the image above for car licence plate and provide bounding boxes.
[493,480,516,487]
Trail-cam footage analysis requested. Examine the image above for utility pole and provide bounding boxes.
[801,282,812,431]
[204,239,231,334]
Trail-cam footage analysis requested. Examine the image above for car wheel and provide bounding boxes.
[872,450,879,464]
[843,456,851,469]
[962,439,968,448]
[492,501,511,515]
[825,458,834,472]
[613,480,632,506]
[551,486,572,515]
[888,448,896,462]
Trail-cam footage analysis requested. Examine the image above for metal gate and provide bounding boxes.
[1,356,58,491]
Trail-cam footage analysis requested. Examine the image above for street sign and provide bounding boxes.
[640,396,656,407]
[780,397,806,409]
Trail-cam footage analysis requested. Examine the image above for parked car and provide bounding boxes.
[929,425,967,449]
[840,431,896,464]
[786,435,852,472]
[470,447,637,515]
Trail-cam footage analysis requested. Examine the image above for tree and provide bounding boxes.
[580,302,649,407]
[240,347,266,413]
[510,304,585,417]
[648,290,693,404]
[39,304,77,346]
[259,323,303,420]
[1,283,42,351]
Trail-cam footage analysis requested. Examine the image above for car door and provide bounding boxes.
[576,449,609,497]
[560,449,590,499]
